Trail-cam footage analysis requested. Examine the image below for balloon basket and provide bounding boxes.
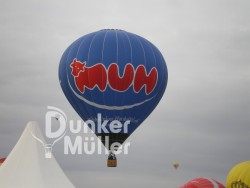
[107,159,117,167]
[107,151,117,167]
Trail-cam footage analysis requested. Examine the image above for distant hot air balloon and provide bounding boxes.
[173,161,179,169]
[59,29,168,167]
[226,161,250,188]
[179,178,225,188]
[0,158,6,167]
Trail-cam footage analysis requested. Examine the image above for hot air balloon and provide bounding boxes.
[0,158,6,167]
[179,178,225,188]
[226,161,250,188]
[59,29,168,167]
[173,161,179,169]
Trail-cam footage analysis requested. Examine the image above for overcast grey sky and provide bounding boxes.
[0,0,249,187]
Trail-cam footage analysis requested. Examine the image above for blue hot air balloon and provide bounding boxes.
[59,29,168,167]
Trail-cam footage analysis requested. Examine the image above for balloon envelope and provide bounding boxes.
[173,161,179,169]
[180,178,225,188]
[59,29,168,149]
[226,161,250,188]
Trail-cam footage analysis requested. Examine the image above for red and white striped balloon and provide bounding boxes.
[0,158,6,166]
[180,177,225,188]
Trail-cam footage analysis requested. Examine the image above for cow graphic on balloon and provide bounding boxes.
[59,29,168,167]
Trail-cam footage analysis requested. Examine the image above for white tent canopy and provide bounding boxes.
[0,121,75,188]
